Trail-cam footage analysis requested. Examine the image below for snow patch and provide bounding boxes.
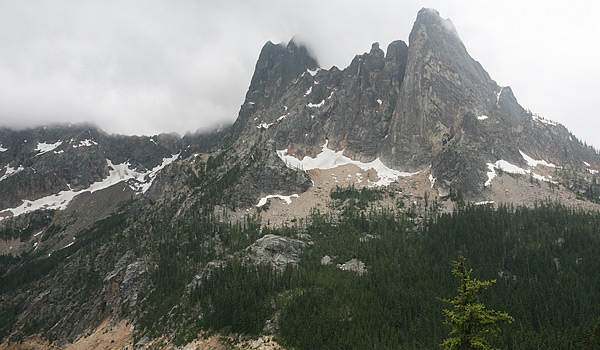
[305,86,312,96]
[277,140,420,186]
[429,174,436,188]
[485,159,554,187]
[584,161,591,167]
[475,201,494,205]
[0,154,179,220]
[256,194,299,207]
[377,99,382,105]
[307,68,320,76]
[477,115,489,121]
[307,100,325,108]
[277,115,287,122]
[72,139,98,148]
[35,141,63,156]
[0,165,24,182]
[519,151,556,168]
[0,144,7,152]
[257,122,274,129]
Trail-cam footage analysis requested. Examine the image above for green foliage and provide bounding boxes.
[441,253,513,349]
[330,185,385,209]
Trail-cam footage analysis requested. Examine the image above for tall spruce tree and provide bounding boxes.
[441,252,513,350]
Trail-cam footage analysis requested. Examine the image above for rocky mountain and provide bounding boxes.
[1,7,600,350]
[227,8,600,202]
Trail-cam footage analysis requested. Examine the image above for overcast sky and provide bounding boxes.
[0,0,599,147]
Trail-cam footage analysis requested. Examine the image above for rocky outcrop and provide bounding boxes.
[245,234,309,270]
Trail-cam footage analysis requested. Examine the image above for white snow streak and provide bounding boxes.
[377,99,382,105]
[532,114,557,126]
[519,151,556,168]
[277,140,420,186]
[496,86,504,107]
[305,86,312,96]
[0,144,8,152]
[0,165,24,182]
[256,194,299,207]
[477,115,489,121]
[307,100,325,108]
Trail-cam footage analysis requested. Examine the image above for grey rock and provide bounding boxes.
[337,258,367,276]
[245,234,309,270]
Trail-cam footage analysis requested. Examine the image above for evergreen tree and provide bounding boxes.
[441,252,513,350]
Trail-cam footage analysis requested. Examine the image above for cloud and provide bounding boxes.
[0,0,598,148]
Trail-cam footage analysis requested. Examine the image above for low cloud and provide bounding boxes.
[0,0,598,147]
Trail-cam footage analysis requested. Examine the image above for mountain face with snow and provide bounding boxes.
[1,7,600,349]
[0,125,179,215]
[227,8,599,201]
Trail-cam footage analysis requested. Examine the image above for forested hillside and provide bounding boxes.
[3,194,599,349]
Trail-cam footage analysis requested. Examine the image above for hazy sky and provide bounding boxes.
[0,0,599,147]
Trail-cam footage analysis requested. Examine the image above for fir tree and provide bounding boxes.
[441,252,513,350]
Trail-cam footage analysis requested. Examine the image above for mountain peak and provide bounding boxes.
[410,8,461,47]
[245,38,318,105]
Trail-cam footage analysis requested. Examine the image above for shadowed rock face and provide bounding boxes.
[228,8,600,200]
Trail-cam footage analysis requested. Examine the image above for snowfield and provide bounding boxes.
[277,140,420,186]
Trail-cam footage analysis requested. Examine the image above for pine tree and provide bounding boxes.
[441,252,513,350]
